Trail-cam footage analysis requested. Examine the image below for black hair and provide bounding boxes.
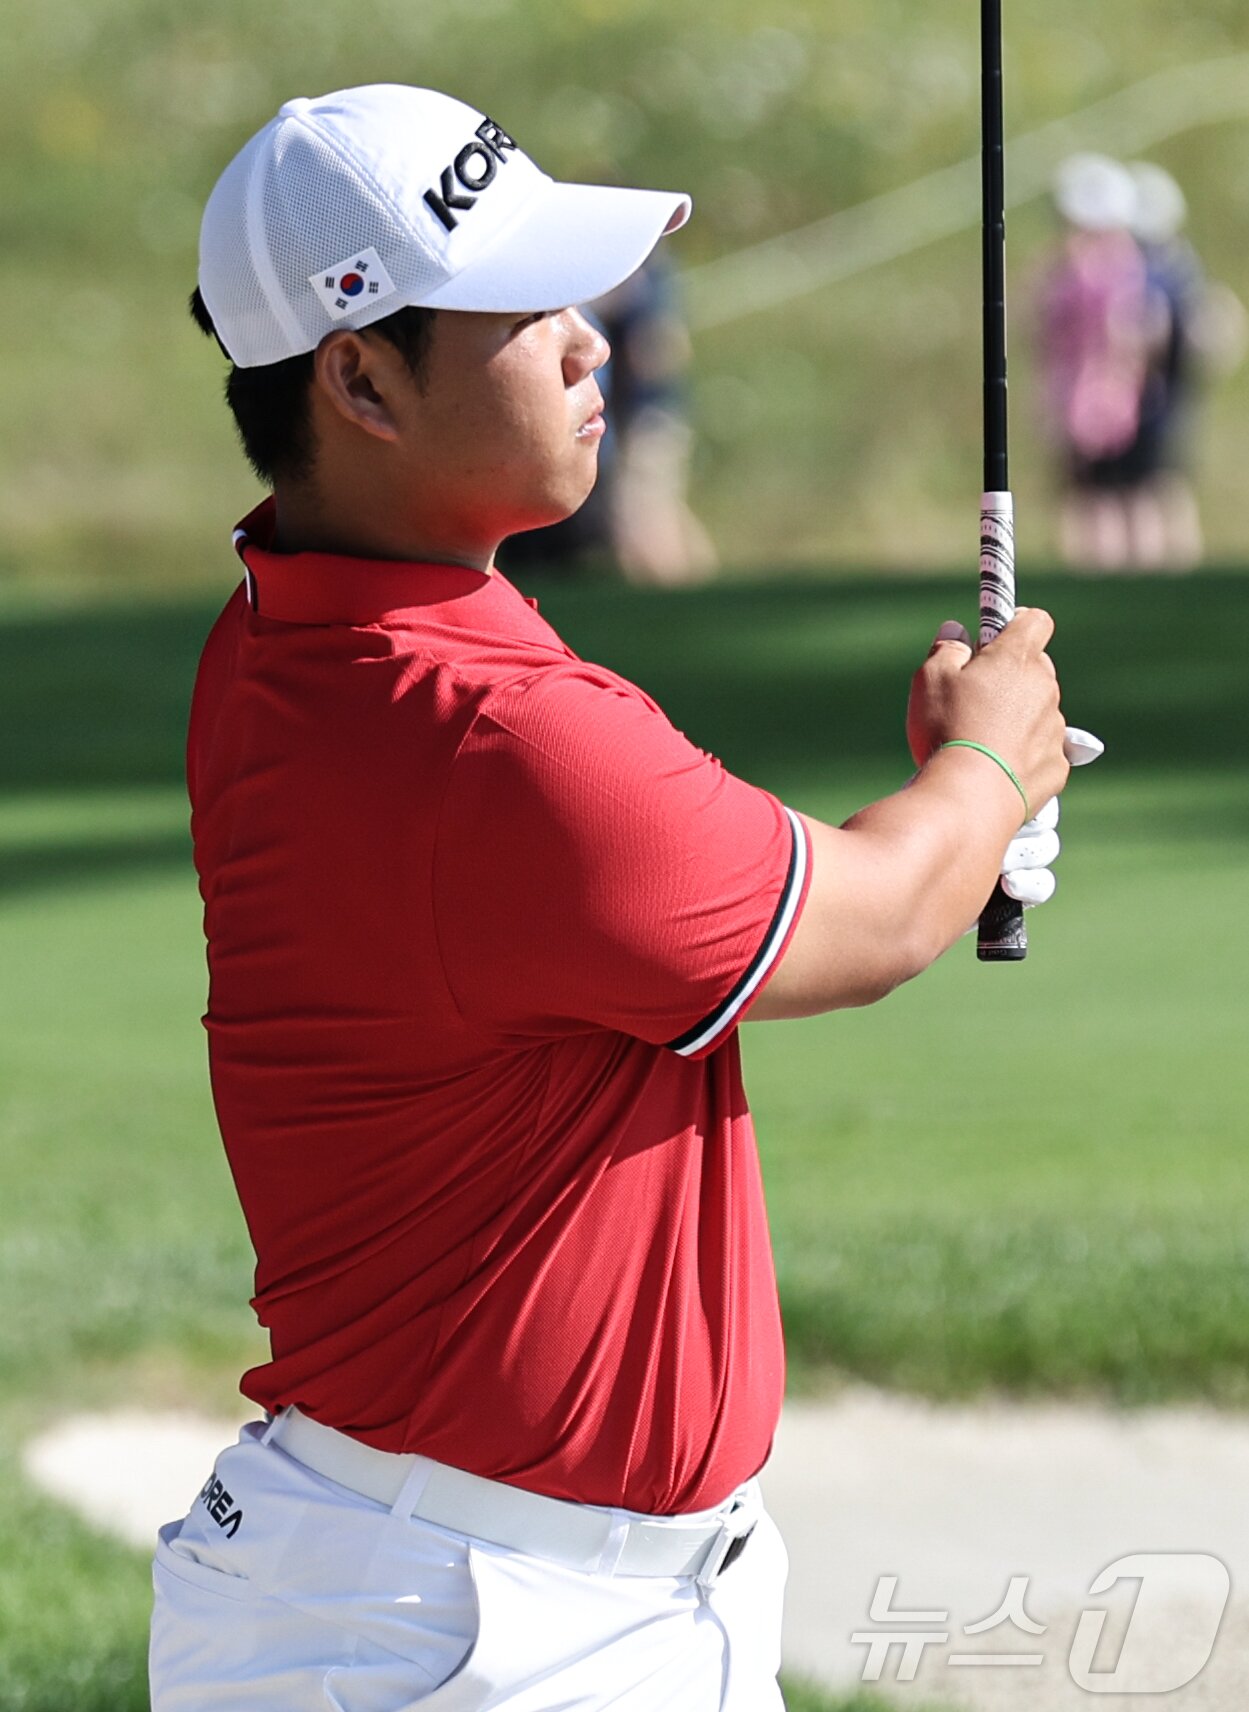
[189,287,436,486]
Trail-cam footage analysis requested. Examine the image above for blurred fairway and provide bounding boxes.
[2,564,1246,1708]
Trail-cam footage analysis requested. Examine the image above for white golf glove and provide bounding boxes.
[999,725,1104,906]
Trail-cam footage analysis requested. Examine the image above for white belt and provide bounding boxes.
[269,1407,758,1587]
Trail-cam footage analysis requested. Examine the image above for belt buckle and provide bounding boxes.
[695,1515,757,1590]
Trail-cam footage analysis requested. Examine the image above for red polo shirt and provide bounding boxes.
[189,500,811,1514]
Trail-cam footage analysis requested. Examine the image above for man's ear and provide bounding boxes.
[312,331,401,443]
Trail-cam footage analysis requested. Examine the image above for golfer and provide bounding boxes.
[151,84,1072,1711]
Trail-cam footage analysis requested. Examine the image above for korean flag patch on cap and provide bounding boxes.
[310,247,397,321]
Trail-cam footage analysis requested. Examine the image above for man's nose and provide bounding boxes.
[561,309,610,383]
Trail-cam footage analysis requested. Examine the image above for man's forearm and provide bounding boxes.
[837,743,1028,980]
[754,747,1025,1019]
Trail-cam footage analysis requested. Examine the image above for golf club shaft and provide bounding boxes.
[977,0,1027,961]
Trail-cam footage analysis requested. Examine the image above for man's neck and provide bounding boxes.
[270,483,496,575]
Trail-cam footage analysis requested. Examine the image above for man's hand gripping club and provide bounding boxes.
[908,609,1103,912]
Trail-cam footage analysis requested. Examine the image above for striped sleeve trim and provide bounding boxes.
[232,525,260,611]
[665,806,810,1058]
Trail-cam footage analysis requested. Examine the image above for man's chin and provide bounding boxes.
[509,489,596,538]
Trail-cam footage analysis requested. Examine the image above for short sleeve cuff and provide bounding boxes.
[664,807,812,1059]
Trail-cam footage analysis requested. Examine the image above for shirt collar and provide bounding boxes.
[232,498,494,625]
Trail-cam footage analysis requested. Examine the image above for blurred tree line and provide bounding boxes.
[3,0,1249,582]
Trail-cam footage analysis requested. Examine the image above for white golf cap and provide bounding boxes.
[1127,162,1187,244]
[1051,153,1136,234]
[199,84,692,368]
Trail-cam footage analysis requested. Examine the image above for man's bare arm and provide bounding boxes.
[751,608,1070,1018]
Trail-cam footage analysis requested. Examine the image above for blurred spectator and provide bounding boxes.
[1125,160,1246,569]
[1038,154,1245,572]
[1037,154,1155,571]
[501,256,716,584]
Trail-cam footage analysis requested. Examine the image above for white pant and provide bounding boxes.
[149,1422,788,1710]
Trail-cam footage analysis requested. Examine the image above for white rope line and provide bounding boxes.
[683,54,1249,331]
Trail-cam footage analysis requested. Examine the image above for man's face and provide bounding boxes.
[388,306,609,548]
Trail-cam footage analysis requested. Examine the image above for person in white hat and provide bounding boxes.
[1123,160,1246,570]
[1038,153,1157,570]
[155,83,1080,1711]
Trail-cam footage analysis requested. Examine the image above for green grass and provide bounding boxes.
[2,567,1246,1706]
[781,1688,932,1712]
[0,1451,154,1712]
[4,569,1248,1402]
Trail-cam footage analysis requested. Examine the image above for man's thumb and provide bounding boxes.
[929,619,973,657]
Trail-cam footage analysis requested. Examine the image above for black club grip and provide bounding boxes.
[978,879,1027,961]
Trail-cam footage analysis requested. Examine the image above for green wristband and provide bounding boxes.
[939,740,1030,821]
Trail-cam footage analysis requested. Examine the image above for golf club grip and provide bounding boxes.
[977,491,1027,961]
[979,878,1026,960]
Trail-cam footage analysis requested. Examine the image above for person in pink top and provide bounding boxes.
[1039,154,1157,570]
